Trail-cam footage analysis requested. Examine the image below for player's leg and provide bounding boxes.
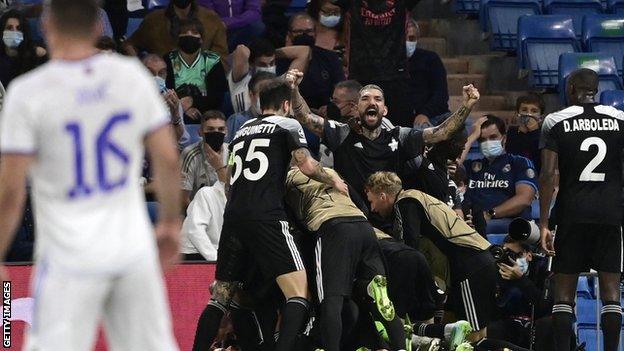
[24,263,111,351]
[595,225,623,351]
[102,254,178,351]
[193,221,245,350]
[255,220,310,351]
[551,223,585,351]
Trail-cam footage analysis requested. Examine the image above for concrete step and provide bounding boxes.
[447,74,487,95]
[425,18,491,56]
[442,58,469,74]
[418,37,447,57]
[455,53,506,74]
[417,20,431,37]
[449,95,509,111]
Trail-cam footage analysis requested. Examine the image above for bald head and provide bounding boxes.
[566,68,599,106]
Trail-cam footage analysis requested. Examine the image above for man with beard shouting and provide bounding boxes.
[287,69,480,204]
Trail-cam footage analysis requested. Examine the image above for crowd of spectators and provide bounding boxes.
[0,0,578,349]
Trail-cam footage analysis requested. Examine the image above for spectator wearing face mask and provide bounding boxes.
[505,93,545,172]
[461,115,538,235]
[281,12,345,110]
[180,110,230,208]
[0,9,46,87]
[198,0,264,51]
[122,0,228,59]
[405,19,450,130]
[307,0,346,52]
[164,18,227,119]
[225,71,275,143]
[228,38,310,113]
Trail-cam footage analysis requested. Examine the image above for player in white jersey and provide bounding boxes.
[0,1,181,350]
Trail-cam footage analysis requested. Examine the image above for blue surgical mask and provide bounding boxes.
[517,257,529,275]
[3,30,23,49]
[480,140,504,159]
[319,14,341,28]
[406,41,417,57]
[255,65,276,75]
[154,76,167,93]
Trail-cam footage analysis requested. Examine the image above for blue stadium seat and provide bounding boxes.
[518,15,581,88]
[185,124,202,146]
[582,14,624,75]
[544,0,604,37]
[558,52,623,103]
[487,233,507,245]
[146,201,159,224]
[577,297,599,326]
[287,0,309,15]
[600,89,624,110]
[125,17,144,38]
[480,0,542,51]
[466,151,484,160]
[608,0,624,13]
[486,218,512,234]
[577,276,593,299]
[455,0,482,14]
[577,326,600,351]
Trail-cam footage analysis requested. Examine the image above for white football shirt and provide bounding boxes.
[0,53,170,273]
[227,70,251,114]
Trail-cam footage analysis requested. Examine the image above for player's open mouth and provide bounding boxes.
[366,108,377,116]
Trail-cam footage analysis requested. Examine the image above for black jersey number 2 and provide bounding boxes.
[579,137,607,182]
[230,138,270,185]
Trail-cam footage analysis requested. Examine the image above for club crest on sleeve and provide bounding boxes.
[502,164,511,173]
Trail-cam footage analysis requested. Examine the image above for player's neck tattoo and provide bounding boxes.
[361,127,381,140]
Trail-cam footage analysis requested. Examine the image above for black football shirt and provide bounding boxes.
[225,115,308,221]
[540,103,624,225]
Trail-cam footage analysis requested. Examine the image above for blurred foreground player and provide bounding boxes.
[0,0,182,350]
[540,68,624,351]
[285,167,406,351]
[194,78,347,351]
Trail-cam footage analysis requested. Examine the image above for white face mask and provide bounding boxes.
[406,41,417,57]
[517,257,529,275]
[255,65,276,75]
[319,14,341,28]
[3,30,23,49]
[154,76,167,93]
[480,140,504,159]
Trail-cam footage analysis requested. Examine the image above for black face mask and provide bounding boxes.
[178,35,201,54]
[204,132,225,151]
[292,33,315,46]
[172,0,192,8]
[326,102,343,121]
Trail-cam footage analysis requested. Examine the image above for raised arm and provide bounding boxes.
[539,149,558,256]
[287,69,325,136]
[277,45,312,74]
[292,147,348,194]
[231,45,251,83]
[422,84,479,144]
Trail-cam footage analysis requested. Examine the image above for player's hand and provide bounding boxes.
[464,213,475,229]
[285,69,304,89]
[462,84,480,109]
[155,219,182,271]
[540,227,555,256]
[498,262,523,280]
[333,177,349,195]
[234,44,251,59]
[447,160,458,177]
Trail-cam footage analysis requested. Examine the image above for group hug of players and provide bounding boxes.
[192,67,624,351]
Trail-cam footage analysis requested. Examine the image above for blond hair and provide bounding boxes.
[365,171,402,195]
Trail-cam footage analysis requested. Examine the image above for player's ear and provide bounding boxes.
[382,105,388,117]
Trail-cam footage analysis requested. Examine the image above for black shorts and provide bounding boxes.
[216,219,305,283]
[449,255,498,331]
[313,218,385,301]
[553,222,623,274]
[378,238,439,321]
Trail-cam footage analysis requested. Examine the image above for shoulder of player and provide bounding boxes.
[5,62,51,96]
[543,105,583,125]
[264,115,304,130]
[595,105,624,120]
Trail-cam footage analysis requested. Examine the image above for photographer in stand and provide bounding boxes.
[488,220,579,350]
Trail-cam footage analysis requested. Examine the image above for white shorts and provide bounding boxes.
[24,254,179,351]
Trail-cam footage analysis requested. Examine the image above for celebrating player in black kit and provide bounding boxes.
[193,78,347,351]
[540,69,624,351]
[286,68,480,203]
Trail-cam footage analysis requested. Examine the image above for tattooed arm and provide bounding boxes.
[422,84,480,144]
[292,147,348,194]
[286,69,325,137]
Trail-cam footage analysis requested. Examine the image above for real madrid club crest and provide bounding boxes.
[502,164,511,173]
[526,168,536,179]
[472,161,482,173]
